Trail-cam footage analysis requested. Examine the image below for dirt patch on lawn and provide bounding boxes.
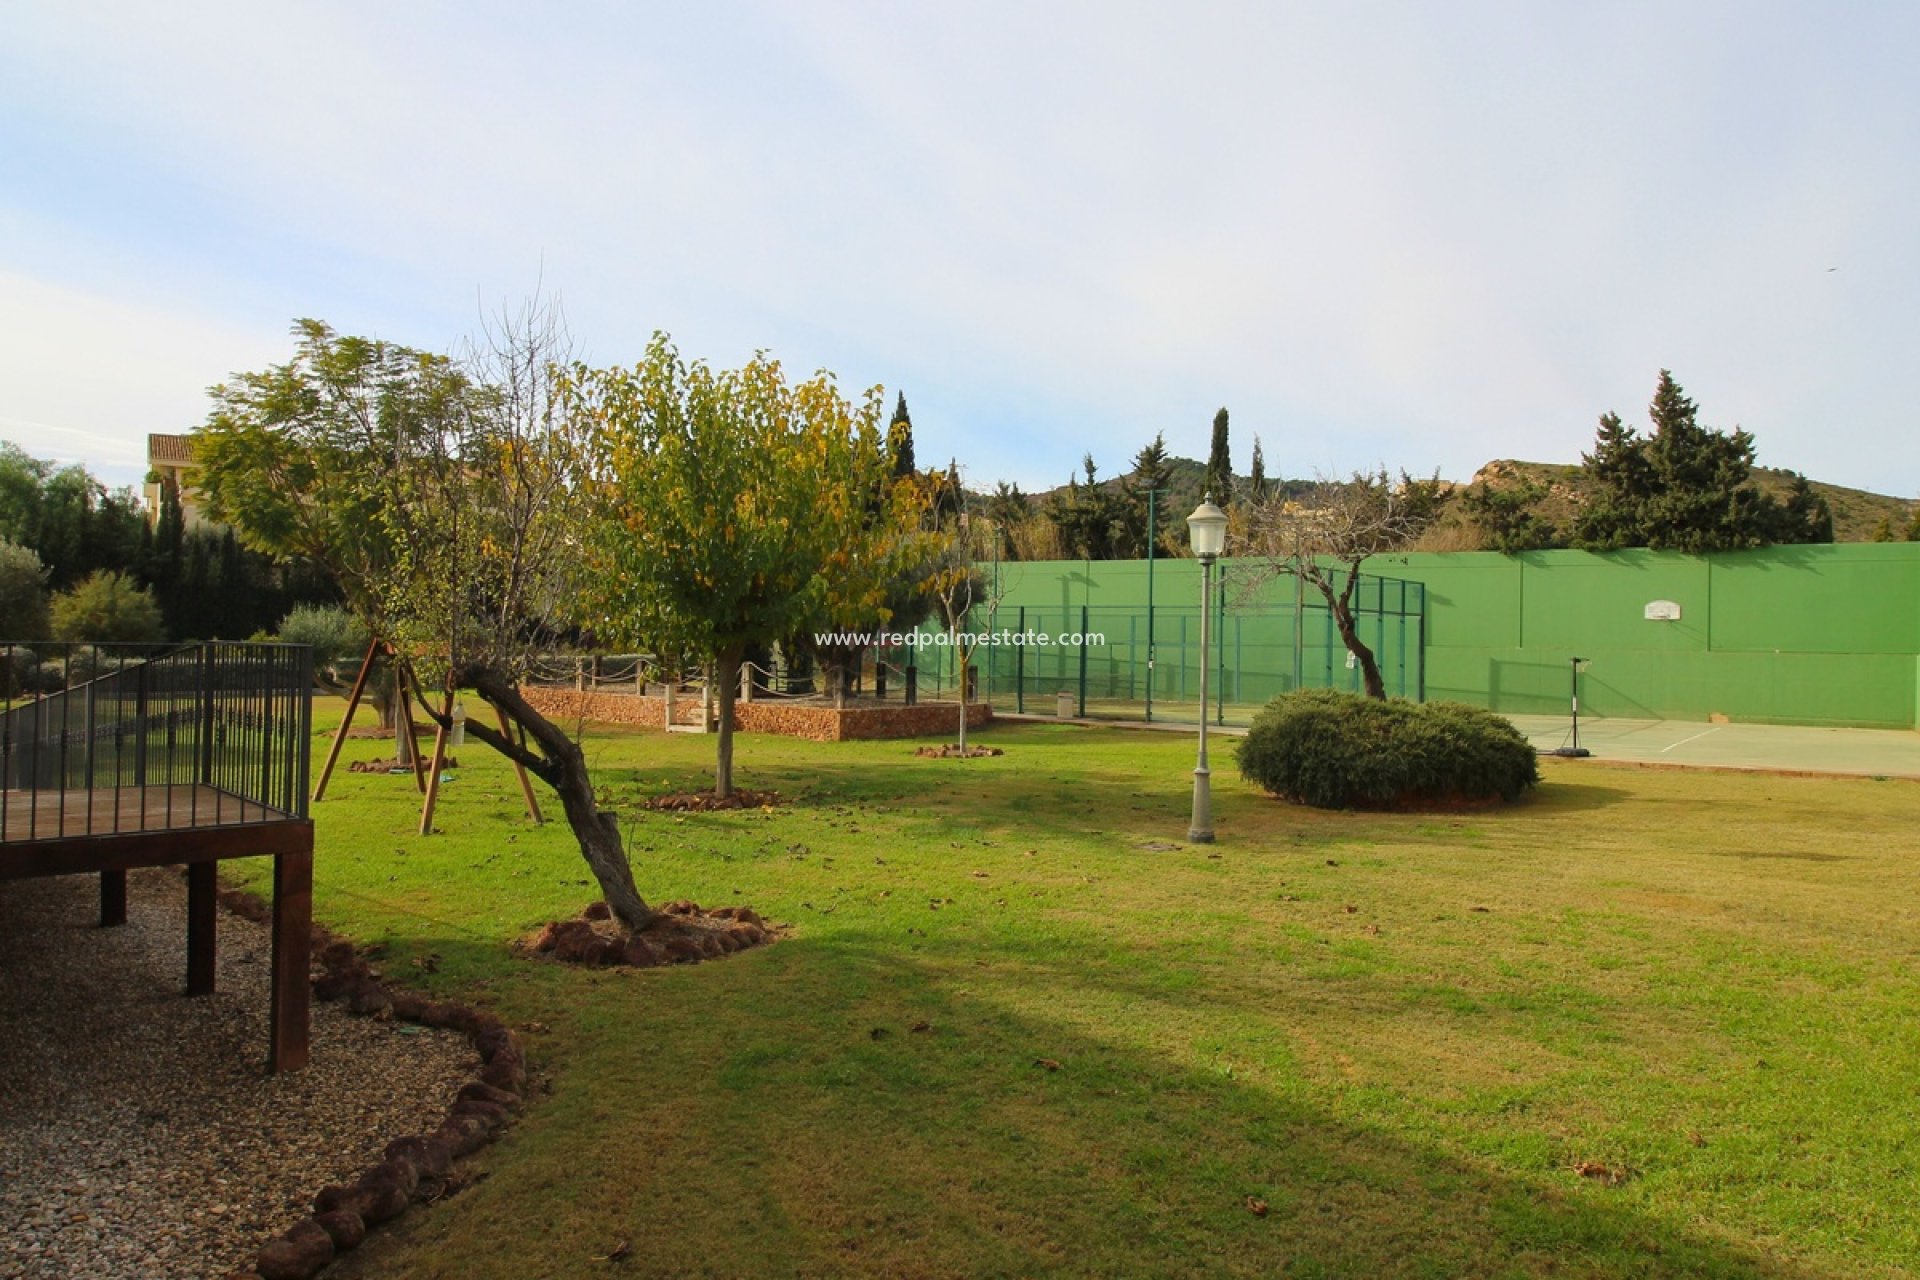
[913,744,1003,759]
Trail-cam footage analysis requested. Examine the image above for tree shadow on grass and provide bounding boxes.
[333,924,1833,1280]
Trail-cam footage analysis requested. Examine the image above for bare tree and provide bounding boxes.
[926,510,1002,753]
[1235,469,1441,700]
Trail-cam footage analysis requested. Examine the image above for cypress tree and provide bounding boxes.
[1203,407,1232,504]
[888,393,916,481]
[1249,436,1270,503]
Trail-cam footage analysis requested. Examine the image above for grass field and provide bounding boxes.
[229,705,1920,1278]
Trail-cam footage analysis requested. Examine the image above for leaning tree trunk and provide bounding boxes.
[462,669,654,930]
[1332,607,1387,700]
[713,645,742,799]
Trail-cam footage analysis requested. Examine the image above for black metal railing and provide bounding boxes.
[1,641,313,842]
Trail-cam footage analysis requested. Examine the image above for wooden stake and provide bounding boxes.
[418,685,455,836]
[312,637,380,803]
[498,702,544,824]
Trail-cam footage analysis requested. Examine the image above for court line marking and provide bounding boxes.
[1660,727,1721,754]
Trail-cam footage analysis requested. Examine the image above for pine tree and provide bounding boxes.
[1572,371,1825,552]
[1116,433,1174,557]
[1768,474,1833,545]
[1203,407,1232,504]
[1046,456,1120,559]
[1248,436,1270,504]
[888,393,916,481]
[1571,412,1653,549]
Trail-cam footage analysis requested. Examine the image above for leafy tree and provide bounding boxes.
[1909,504,1920,542]
[1203,407,1233,506]
[50,570,165,642]
[0,539,51,639]
[1871,517,1897,542]
[276,603,371,693]
[575,335,909,800]
[1459,478,1563,553]
[0,444,145,590]
[985,482,1030,554]
[925,515,997,753]
[888,392,916,480]
[800,457,940,708]
[1238,470,1441,699]
[197,312,660,929]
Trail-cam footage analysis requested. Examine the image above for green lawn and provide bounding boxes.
[238,704,1920,1278]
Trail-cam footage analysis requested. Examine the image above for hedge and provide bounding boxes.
[1236,689,1540,809]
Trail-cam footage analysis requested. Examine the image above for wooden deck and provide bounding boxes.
[2,785,279,843]
[0,785,314,1074]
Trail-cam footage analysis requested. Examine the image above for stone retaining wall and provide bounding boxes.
[521,688,991,742]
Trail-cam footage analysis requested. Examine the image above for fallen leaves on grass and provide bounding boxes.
[1245,1196,1270,1218]
[1034,1058,1062,1072]
[638,789,780,813]
[910,1020,933,1034]
[1572,1161,1631,1185]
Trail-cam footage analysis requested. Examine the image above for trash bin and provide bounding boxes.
[1057,691,1074,718]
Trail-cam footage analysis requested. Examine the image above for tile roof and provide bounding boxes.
[147,433,196,464]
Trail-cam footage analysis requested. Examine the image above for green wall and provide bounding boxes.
[983,544,1920,729]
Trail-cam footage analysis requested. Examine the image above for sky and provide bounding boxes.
[2,1,1916,499]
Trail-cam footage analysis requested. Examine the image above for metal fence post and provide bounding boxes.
[1077,605,1089,718]
[1015,606,1025,715]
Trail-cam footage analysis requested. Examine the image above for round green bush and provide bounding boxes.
[1236,689,1540,809]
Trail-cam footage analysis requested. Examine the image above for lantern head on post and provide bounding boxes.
[1187,495,1227,564]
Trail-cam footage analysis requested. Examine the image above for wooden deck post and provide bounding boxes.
[100,869,126,927]
[186,861,216,995]
[269,834,313,1073]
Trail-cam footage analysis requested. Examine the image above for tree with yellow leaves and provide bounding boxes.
[573,336,925,798]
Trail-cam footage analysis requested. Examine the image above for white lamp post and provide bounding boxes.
[1186,495,1228,843]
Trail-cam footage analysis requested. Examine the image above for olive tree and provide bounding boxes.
[196,310,658,929]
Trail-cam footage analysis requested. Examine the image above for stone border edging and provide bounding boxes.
[211,883,528,1280]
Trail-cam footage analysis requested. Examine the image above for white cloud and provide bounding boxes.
[0,268,286,485]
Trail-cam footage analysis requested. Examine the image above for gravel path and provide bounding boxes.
[0,869,474,1279]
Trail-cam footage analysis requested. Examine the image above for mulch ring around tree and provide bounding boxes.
[517,900,779,968]
[634,788,780,812]
[913,744,1004,759]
